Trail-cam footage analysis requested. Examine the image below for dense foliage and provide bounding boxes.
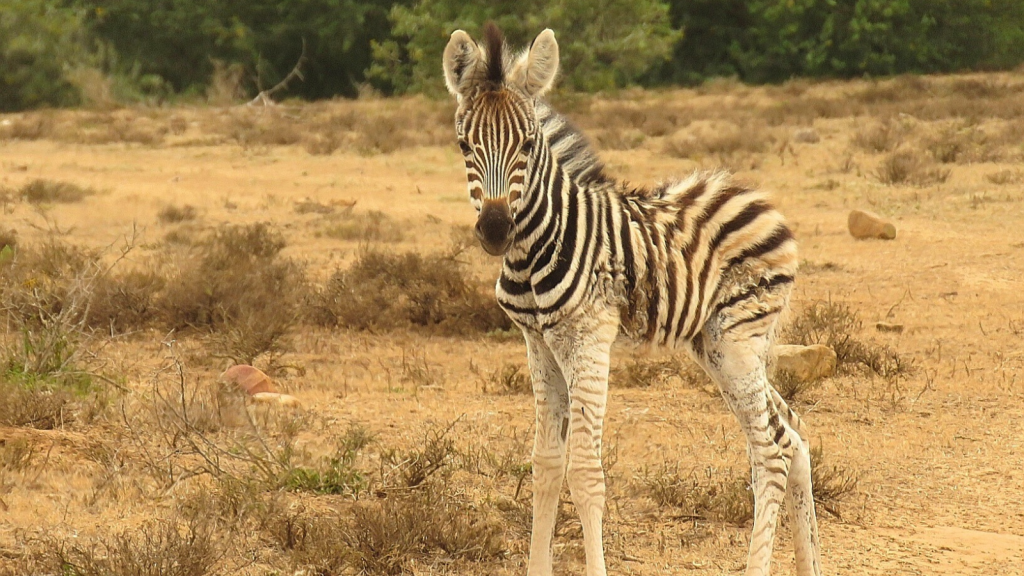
[655,0,1024,84]
[3,0,1024,110]
[0,0,87,110]
[370,0,679,94]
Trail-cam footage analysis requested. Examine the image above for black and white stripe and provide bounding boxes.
[482,100,799,346]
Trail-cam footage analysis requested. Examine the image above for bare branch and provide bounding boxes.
[248,39,308,107]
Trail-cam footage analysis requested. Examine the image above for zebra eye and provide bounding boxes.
[458,141,472,156]
[521,139,534,155]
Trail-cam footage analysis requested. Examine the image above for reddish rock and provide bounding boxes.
[220,365,276,395]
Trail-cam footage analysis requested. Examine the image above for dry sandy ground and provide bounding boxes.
[1,74,1023,575]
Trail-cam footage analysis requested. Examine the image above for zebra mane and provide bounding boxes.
[483,22,505,87]
[536,101,609,185]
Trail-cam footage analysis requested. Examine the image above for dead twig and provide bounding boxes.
[248,39,307,107]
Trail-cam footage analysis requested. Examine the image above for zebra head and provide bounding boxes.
[443,23,560,256]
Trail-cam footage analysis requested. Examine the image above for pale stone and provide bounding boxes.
[793,128,821,143]
[875,321,905,333]
[251,392,301,407]
[848,209,897,240]
[775,344,837,382]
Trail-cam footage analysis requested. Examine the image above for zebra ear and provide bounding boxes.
[509,29,559,97]
[443,30,484,98]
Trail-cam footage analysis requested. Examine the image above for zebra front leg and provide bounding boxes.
[525,331,569,576]
[544,313,618,576]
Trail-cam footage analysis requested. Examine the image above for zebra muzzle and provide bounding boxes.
[475,199,514,256]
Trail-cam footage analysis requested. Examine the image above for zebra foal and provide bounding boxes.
[443,23,822,576]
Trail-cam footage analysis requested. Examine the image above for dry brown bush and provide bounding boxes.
[851,117,911,153]
[168,115,188,135]
[19,179,97,204]
[634,464,753,525]
[282,490,506,575]
[0,228,16,251]
[323,209,404,243]
[986,169,1024,185]
[0,379,74,429]
[62,113,168,146]
[157,204,199,224]
[874,149,951,186]
[786,300,911,380]
[923,122,1000,164]
[219,111,303,149]
[86,270,165,334]
[303,132,342,155]
[293,198,336,215]
[306,247,511,335]
[664,121,775,161]
[0,114,55,140]
[52,516,221,576]
[158,223,306,363]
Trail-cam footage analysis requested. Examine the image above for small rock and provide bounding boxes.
[252,392,301,408]
[220,365,276,395]
[875,321,904,333]
[775,344,837,382]
[848,209,897,240]
[793,128,820,143]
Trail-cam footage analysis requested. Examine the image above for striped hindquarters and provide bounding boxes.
[621,171,798,348]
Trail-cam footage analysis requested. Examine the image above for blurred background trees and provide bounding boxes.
[4,0,1024,111]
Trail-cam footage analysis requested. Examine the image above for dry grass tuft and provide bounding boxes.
[323,210,405,243]
[610,356,700,389]
[306,247,510,335]
[664,121,775,161]
[157,204,199,224]
[874,149,950,186]
[810,445,859,519]
[852,117,911,152]
[772,370,819,403]
[19,179,97,204]
[986,169,1024,185]
[480,362,531,395]
[0,237,105,394]
[635,464,753,525]
[284,491,506,575]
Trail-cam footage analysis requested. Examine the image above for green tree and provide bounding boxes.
[76,0,401,99]
[370,0,680,94]
[655,0,1024,85]
[0,0,87,111]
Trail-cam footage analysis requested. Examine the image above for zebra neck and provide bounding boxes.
[504,103,610,277]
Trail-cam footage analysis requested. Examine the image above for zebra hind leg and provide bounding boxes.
[768,387,822,576]
[690,317,819,576]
